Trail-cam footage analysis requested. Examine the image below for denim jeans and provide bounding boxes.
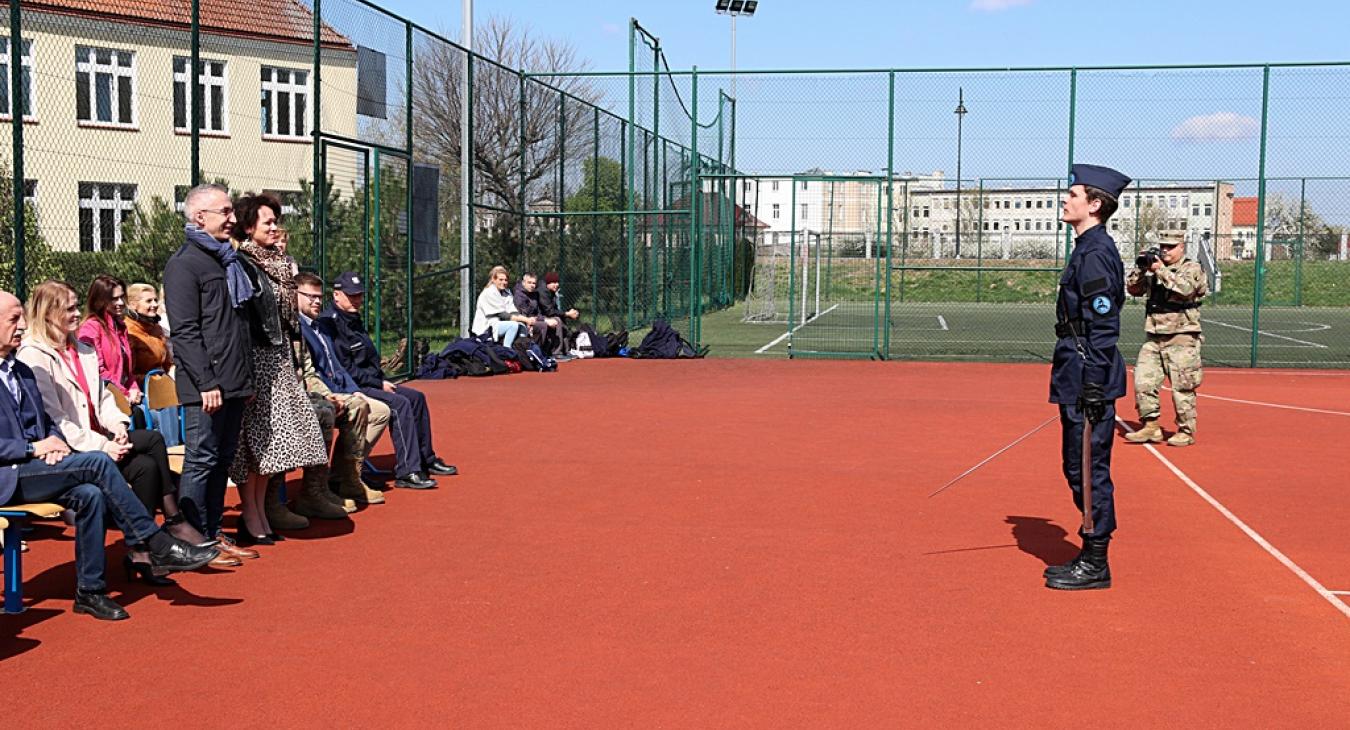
[179,398,246,539]
[492,320,524,348]
[16,451,160,592]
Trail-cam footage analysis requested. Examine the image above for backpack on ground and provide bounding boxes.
[635,319,708,359]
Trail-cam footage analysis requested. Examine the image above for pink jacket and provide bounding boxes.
[77,313,141,400]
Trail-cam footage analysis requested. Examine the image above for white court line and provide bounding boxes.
[1207,319,1328,349]
[1333,591,1350,596]
[1191,391,1350,417]
[754,303,841,354]
[1118,417,1350,622]
[937,315,949,331]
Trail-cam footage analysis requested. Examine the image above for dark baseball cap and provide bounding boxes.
[332,271,366,295]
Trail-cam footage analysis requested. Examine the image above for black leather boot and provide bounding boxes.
[1043,537,1087,578]
[1045,536,1111,590]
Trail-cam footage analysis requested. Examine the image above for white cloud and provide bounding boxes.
[970,0,1033,11]
[1170,112,1260,142]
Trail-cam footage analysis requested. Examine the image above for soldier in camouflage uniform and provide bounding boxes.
[1124,233,1207,447]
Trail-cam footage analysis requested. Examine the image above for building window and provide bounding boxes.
[78,182,136,252]
[76,46,137,127]
[922,206,930,218]
[0,37,35,121]
[912,207,919,218]
[993,200,1000,209]
[1181,195,1189,207]
[771,203,779,219]
[1146,195,1155,206]
[1024,218,1031,230]
[743,180,751,192]
[800,203,808,219]
[1034,221,1042,231]
[1168,195,1178,208]
[800,181,808,190]
[261,66,308,139]
[982,221,989,230]
[1180,219,1188,230]
[1123,197,1131,208]
[1014,200,1021,209]
[1035,200,1043,209]
[1204,204,1212,216]
[993,221,1000,231]
[174,57,228,133]
[771,180,779,191]
[1192,205,1200,216]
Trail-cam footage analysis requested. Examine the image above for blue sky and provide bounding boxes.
[374,0,1350,73]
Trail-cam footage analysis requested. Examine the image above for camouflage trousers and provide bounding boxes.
[1134,333,1203,434]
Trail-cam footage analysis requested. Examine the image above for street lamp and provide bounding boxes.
[715,0,757,101]
[954,87,968,259]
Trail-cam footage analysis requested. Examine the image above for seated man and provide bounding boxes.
[538,272,580,354]
[315,272,455,489]
[512,272,564,355]
[0,291,218,620]
[293,272,390,505]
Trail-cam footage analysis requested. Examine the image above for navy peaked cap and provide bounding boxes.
[332,271,367,295]
[1068,164,1131,199]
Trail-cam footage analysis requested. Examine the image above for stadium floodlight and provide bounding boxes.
[743,0,758,14]
[729,0,745,12]
[716,0,732,11]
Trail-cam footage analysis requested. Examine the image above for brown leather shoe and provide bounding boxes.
[216,535,261,560]
[210,553,243,568]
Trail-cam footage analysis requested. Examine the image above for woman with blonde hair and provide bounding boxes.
[19,280,219,583]
[124,283,173,385]
[471,265,533,347]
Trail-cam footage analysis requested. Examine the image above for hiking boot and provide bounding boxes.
[1043,537,1087,579]
[1167,431,1195,447]
[1124,420,1164,444]
[292,467,350,520]
[333,456,385,505]
[264,478,310,531]
[1045,537,1111,590]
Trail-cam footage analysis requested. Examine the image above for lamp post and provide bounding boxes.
[715,0,757,101]
[954,87,967,259]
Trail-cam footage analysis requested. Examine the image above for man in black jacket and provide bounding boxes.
[513,272,564,355]
[318,272,455,489]
[164,184,256,543]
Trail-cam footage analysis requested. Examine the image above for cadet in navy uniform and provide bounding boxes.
[1043,164,1130,591]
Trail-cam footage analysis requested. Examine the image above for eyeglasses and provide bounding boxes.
[200,206,234,216]
[297,291,324,300]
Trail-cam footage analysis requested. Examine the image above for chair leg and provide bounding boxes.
[3,519,25,614]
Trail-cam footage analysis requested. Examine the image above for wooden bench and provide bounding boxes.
[1,502,66,614]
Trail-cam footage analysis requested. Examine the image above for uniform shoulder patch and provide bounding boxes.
[1091,295,1112,315]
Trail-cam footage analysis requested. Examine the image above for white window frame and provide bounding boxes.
[78,182,137,252]
[0,37,36,121]
[800,203,808,219]
[76,45,137,128]
[174,56,229,135]
[771,203,780,219]
[261,65,310,141]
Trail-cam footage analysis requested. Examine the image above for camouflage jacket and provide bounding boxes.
[1126,258,1207,335]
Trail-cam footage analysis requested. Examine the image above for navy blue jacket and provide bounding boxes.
[163,238,255,404]
[1050,224,1127,404]
[316,305,385,390]
[299,315,362,394]
[0,359,63,504]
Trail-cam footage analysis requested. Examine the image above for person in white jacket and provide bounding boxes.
[471,265,534,347]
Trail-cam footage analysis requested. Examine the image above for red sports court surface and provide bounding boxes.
[3,360,1350,726]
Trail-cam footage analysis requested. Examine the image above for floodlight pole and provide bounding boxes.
[954,87,967,259]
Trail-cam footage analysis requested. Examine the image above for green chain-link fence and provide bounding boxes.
[4,2,1350,368]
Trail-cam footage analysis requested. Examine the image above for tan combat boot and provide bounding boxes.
[1125,420,1164,443]
[333,456,386,505]
[1167,430,1195,447]
[292,467,351,520]
[264,477,311,531]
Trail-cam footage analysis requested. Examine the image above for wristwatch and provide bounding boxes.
[25,442,34,458]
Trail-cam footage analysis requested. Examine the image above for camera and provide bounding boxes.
[1135,247,1162,269]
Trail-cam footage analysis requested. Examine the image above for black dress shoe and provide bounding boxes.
[394,473,437,489]
[147,536,220,573]
[74,591,130,621]
[426,459,458,477]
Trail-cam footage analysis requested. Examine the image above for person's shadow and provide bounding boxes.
[1004,515,1079,567]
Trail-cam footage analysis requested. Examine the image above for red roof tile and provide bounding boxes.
[1232,196,1257,227]
[26,0,351,49]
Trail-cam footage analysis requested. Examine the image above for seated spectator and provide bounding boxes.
[78,275,142,407]
[513,272,565,355]
[471,266,533,348]
[124,282,174,385]
[539,271,580,326]
[317,272,455,489]
[0,289,218,620]
[19,280,213,585]
[293,272,390,506]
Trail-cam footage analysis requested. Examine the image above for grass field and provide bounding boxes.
[700,300,1350,367]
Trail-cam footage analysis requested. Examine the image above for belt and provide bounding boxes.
[1055,320,1085,339]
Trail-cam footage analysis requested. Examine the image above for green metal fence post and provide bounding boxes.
[372,150,383,353]
[788,174,797,356]
[689,67,700,345]
[190,0,200,187]
[591,106,599,325]
[1250,65,1271,368]
[1295,176,1305,307]
[626,19,637,328]
[311,0,323,271]
[558,93,566,282]
[872,180,883,356]
[10,0,26,299]
[464,53,476,336]
[976,179,983,302]
[1064,68,1077,259]
[518,71,526,275]
[404,20,414,375]
[883,70,895,357]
